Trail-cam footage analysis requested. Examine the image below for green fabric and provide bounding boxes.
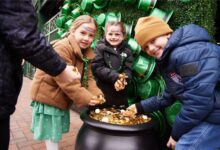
[82,57,89,88]
[31,101,70,142]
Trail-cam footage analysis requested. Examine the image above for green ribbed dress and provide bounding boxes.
[31,101,70,142]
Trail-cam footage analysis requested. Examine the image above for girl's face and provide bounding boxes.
[144,34,170,59]
[73,22,96,49]
[105,25,124,47]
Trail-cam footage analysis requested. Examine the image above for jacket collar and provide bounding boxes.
[97,38,127,54]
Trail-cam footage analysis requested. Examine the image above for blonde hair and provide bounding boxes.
[104,21,126,37]
[69,15,98,32]
[61,15,98,38]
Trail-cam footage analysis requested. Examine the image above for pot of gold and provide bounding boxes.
[75,108,161,150]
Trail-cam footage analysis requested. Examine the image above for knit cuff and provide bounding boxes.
[135,103,145,115]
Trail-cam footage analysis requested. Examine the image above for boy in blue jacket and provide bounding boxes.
[125,16,220,150]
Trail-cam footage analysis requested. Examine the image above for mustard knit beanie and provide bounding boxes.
[134,16,173,48]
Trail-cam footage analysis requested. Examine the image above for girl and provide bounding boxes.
[91,21,133,108]
[30,15,104,150]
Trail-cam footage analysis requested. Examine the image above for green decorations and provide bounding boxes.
[127,38,141,56]
[123,0,137,4]
[64,0,76,4]
[81,0,93,12]
[126,77,138,101]
[64,18,74,30]
[94,13,106,26]
[91,39,98,49]
[105,12,121,25]
[138,0,157,11]
[136,75,162,99]
[149,8,173,23]
[42,0,216,43]
[180,0,191,3]
[93,0,110,10]
[93,0,105,6]
[132,54,155,80]
[151,110,167,137]
[61,3,72,15]
[55,16,67,28]
[124,22,134,38]
[71,7,82,19]
[82,57,89,88]
[164,100,182,127]
[56,29,67,39]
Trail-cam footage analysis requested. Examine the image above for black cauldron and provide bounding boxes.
[75,109,160,150]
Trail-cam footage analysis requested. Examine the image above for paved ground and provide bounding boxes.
[9,77,83,150]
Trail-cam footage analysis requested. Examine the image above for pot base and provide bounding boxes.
[76,123,160,150]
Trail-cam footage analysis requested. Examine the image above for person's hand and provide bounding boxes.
[118,73,128,80]
[89,95,106,106]
[123,104,137,117]
[56,65,81,83]
[114,79,124,91]
[167,136,176,150]
[114,73,128,91]
[97,95,106,104]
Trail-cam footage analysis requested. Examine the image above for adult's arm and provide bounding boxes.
[0,0,66,76]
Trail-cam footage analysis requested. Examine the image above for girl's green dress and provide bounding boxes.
[31,101,70,142]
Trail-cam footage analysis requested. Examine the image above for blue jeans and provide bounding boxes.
[175,122,220,150]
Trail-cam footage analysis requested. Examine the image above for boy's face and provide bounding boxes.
[73,23,96,49]
[144,34,170,59]
[105,25,124,48]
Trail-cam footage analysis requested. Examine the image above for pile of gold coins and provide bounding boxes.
[89,108,151,125]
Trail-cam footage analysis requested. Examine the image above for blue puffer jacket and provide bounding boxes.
[137,24,220,141]
[0,0,66,120]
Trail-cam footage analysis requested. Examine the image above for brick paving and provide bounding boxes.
[9,77,83,150]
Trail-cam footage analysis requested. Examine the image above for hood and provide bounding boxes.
[158,24,212,62]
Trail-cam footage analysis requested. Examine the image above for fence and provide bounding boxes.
[23,13,59,79]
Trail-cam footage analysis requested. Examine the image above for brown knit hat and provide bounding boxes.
[134,16,173,48]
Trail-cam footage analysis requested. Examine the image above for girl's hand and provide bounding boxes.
[97,95,106,104]
[167,136,176,150]
[114,73,128,91]
[89,95,106,106]
[123,104,137,116]
[114,79,124,91]
[118,73,128,79]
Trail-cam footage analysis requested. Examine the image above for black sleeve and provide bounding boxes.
[123,47,133,80]
[91,45,119,83]
[0,0,66,76]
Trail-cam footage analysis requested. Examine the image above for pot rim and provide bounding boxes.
[80,108,155,132]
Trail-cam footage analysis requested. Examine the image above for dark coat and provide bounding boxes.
[137,24,220,141]
[0,0,66,120]
[91,38,133,107]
